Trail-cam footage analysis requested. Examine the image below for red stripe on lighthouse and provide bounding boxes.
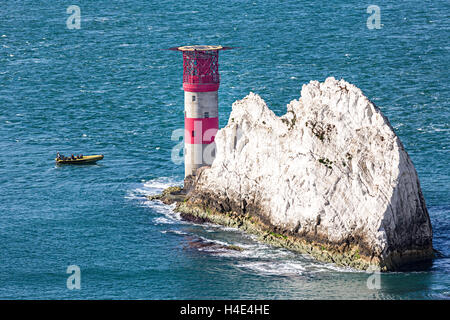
[183,83,220,92]
[185,117,218,144]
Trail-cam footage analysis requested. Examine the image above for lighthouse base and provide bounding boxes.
[184,142,216,177]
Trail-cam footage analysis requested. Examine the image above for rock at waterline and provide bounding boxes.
[156,77,434,271]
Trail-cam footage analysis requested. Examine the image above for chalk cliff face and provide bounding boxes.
[184,77,433,270]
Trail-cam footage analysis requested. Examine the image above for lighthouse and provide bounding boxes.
[170,45,232,177]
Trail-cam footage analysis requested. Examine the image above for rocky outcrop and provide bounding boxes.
[175,77,434,271]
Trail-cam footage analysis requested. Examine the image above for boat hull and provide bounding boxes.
[55,155,104,165]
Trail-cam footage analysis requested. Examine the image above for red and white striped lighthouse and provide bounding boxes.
[170,45,232,177]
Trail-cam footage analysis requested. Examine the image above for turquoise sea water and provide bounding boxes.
[0,1,448,299]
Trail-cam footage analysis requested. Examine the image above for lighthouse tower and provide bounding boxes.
[170,45,232,177]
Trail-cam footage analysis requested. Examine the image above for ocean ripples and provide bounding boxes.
[0,0,448,299]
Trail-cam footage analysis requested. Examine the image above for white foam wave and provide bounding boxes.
[126,177,182,201]
[196,235,230,248]
[161,229,190,236]
[236,257,357,276]
[237,261,306,276]
[147,202,183,225]
[154,217,175,225]
[213,239,359,274]
[126,177,184,225]
[127,177,361,274]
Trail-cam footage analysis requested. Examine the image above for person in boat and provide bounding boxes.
[56,152,61,160]
[80,154,83,159]
[71,154,75,160]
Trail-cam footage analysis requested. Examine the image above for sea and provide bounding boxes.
[0,0,448,299]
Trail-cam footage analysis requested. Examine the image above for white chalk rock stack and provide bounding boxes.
[192,77,433,270]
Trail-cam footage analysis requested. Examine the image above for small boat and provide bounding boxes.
[55,155,104,165]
